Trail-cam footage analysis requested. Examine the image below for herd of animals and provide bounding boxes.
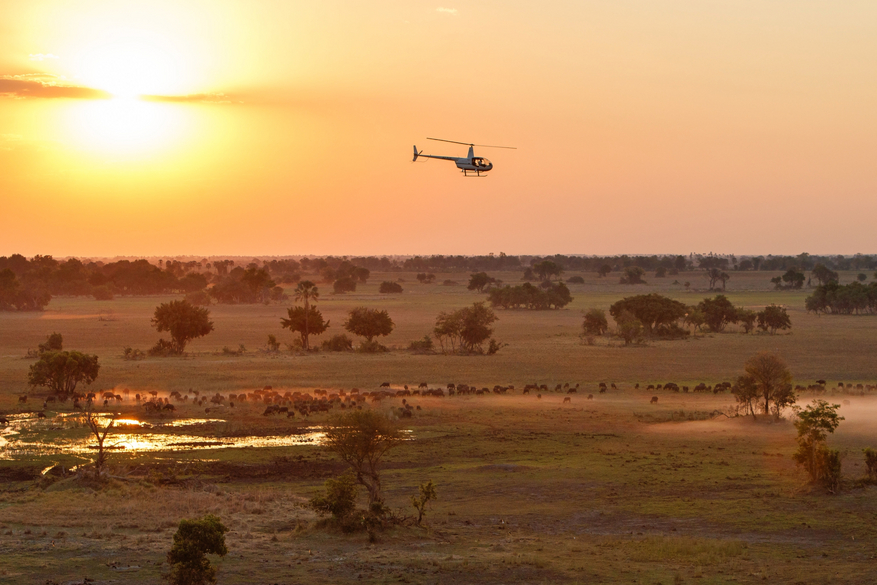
[3,379,874,425]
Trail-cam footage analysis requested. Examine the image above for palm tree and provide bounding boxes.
[294,280,319,349]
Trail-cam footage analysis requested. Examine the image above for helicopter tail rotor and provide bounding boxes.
[413,145,419,162]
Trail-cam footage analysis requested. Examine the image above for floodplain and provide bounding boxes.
[1,270,876,584]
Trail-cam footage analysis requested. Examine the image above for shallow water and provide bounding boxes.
[0,413,325,459]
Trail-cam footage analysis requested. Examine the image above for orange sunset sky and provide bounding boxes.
[1,1,876,257]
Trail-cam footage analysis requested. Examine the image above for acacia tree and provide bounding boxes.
[811,264,839,286]
[533,260,563,281]
[744,352,795,419]
[614,310,644,345]
[151,300,214,354]
[293,280,319,349]
[324,410,402,510]
[705,267,730,290]
[619,266,646,285]
[467,272,498,292]
[28,350,100,397]
[344,307,394,343]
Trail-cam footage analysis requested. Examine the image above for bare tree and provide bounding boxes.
[85,408,118,480]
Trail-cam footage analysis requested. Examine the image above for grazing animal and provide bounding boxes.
[587,394,593,400]
[0,416,8,425]
[537,393,542,399]
[563,396,571,404]
[18,395,27,403]
[418,382,428,389]
[650,396,659,404]
[163,403,176,411]
[380,382,391,388]
[37,411,46,419]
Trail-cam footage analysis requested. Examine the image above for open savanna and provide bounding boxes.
[1,270,877,584]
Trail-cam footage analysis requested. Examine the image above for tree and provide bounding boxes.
[344,307,394,343]
[698,295,738,332]
[281,306,329,348]
[28,351,100,397]
[811,264,838,286]
[744,352,795,419]
[858,273,868,282]
[309,471,359,522]
[582,308,608,336]
[166,514,229,585]
[293,280,319,350]
[705,268,729,290]
[416,273,436,284]
[324,410,402,509]
[609,294,687,335]
[655,266,667,278]
[152,300,214,354]
[379,281,403,294]
[776,268,805,289]
[793,399,844,492]
[333,276,357,294]
[737,308,757,333]
[433,302,499,354]
[597,264,612,278]
[683,307,705,335]
[85,408,117,480]
[533,260,563,281]
[615,310,643,345]
[467,272,498,292]
[619,266,646,285]
[732,375,760,419]
[757,305,791,335]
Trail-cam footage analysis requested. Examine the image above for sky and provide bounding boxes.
[1,0,876,258]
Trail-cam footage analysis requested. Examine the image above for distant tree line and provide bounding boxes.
[805,281,877,315]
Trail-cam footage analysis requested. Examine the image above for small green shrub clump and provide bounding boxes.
[166,514,228,585]
[411,480,437,526]
[407,335,434,353]
[322,334,354,352]
[309,472,361,531]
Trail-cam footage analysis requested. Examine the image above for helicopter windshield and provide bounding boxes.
[473,157,491,168]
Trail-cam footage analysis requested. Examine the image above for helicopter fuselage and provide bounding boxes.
[413,145,493,176]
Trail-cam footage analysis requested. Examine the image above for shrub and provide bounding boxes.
[322,334,354,352]
[148,339,177,357]
[166,514,228,585]
[333,277,357,294]
[266,334,281,352]
[567,275,585,284]
[407,335,434,353]
[411,480,437,527]
[379,281,403,294]
[221,344,246,356]
[356,339,388,353]
[864,448,877,483]
[309,472,359,527]
[793,399,844,492]
[486,338,506,355]
[123,347,146,360]
[38,333,63,355]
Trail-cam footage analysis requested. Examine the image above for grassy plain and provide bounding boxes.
[1,270,877,584]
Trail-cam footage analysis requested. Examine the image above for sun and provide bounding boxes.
[73,30,190,98]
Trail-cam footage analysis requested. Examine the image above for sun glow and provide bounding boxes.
[61,97,191,157]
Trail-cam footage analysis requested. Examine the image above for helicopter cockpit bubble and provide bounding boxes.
[473,157,492,168]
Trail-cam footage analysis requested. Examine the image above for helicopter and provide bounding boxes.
[412,137,516,176]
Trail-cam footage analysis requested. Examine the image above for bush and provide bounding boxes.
[166,514,228,585]
[221,344,246,356]
[486,338,506,355]
[266,334,281,352]
[379,281,403,294]
[123,347,146,360]
[333,277,357,294]
[356,340,388,353]
[407,335,434,353]
[148,339,177,357]
[582,308,608,336]
[38,333,63,355]
[567,276,585,284]
[309,472,359,527]
[322,334,354,352]
[411,480,437,526]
